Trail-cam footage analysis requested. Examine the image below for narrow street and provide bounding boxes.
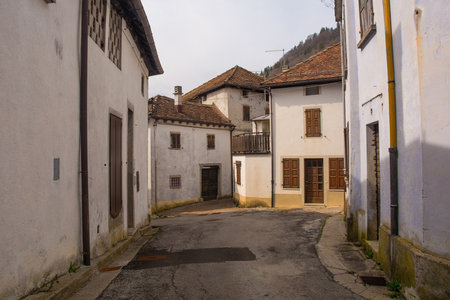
[94,202,362,299]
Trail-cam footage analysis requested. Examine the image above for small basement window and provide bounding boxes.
[305,86,320,96]
[170,176,181,189]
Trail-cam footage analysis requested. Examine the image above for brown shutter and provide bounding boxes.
[329,158,344,190]
[283,158,299,188]
[329,158,338,189]
[236,162,241,185]
[305,108,321,137]
[110,114,122,218]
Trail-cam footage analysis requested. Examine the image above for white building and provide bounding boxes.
[148,89,234,212]
[0,0,162,298]
[183,66,268,136]
[336,0,450,298]
[233,44,345,208]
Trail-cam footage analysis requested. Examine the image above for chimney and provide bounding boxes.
[174,86,183,113]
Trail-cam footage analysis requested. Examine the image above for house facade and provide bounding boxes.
[148,89,234,212]
[183,66,268,136]
[0,0,162,298]
[336,0,450,298]
[233,45,345,208]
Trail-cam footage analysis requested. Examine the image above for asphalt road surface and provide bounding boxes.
[98,208,363,299]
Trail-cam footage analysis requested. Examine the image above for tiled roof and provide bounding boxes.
[263,43,342,88]
[149,95,233,127]
[183,66,264,101]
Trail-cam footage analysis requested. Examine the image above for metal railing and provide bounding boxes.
[232,132,270,154]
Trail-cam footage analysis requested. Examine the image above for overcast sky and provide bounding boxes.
[141,0,336,97]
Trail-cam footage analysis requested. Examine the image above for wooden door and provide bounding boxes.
[201,166,218,201]
[305,159,324,204]
[110,114,122,218]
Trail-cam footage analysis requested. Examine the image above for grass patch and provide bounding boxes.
[317,216,331,242]
[363,247,374,259]
[68,261,80,274]
[386,279,402,298]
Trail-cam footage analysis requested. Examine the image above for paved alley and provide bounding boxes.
[93,202,363,299]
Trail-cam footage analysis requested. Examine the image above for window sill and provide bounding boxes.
[329,189,345,192]
[357,24,377,50]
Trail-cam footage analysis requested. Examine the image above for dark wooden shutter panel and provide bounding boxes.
[236,163,241,185]
[110,114,122,218]
[305,109,321,137]
[283,158,299,188]
[338,158,345,188]
[329,158,338,189]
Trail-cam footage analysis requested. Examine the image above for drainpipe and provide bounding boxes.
[153,120,158,211]
[80,0,90,266]
[230,125,235,204]
[383,0,399,236]
[269,88,275,208]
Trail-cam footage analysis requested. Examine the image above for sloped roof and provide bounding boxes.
[183,66,264,101]
[149,95,233,127]
[114,0,163,76]
[263,43,342,88]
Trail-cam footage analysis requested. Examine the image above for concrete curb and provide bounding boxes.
[316,214,392,300]
[25,224,156,300]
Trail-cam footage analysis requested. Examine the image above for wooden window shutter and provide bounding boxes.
[305,108,321,137]
[329,158,345,190]
[283,158,299,188]
[236,161,241,185]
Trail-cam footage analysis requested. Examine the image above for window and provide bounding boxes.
[207,134,215,150]
[141,75,145,97]
[108,6,122,68]
[282,158,299,188]
[236,161,241,185]
[88,0,107,50]
[265,92,270,102]
[359,0,374,37]
[170,132,181,149]
[243,105,250,121]
[329,158,345,189]
[242,90,249,98]
[305,108,321,137]
[305,86,320,96]
[265,107,270,115]
[170,176,181,189]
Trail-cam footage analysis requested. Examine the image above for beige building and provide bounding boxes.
[148,90,234,212]
[0,0,162,298]
[233,44,344,208]
[183,66,268,136]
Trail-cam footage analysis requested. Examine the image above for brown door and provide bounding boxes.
[110,114,122,218]
[201,166,218,201]
[305,159,324,204]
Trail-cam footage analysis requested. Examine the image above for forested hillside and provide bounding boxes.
[263,26,340,78]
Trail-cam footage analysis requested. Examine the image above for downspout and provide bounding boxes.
[153,120,158,211]
[80,0,90,266]
[383,0,399,236]
[230,125,235,204]
[338,20,347,215]
[269,88,275,208]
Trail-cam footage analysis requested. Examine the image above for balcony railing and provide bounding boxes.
[232,132,270,154]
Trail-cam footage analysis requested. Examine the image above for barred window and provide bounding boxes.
[170,176,181,189]
[170,132,181,149]
[108,6,122,68]
[88,0,106,50]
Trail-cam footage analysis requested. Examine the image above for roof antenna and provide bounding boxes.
[265,49,288,72]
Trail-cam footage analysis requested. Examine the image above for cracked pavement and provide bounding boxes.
[96,204,363,300]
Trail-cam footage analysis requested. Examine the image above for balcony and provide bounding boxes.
[232,132,270,154]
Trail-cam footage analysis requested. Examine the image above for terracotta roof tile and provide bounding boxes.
[183,66,264,102]
[263,43,342,87]
[149,95,233,127]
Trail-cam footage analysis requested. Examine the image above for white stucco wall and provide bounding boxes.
[149,120,232,210]
[343,0,450,257]
[204,87,267,135]
[233,154,271,206]
[0,1,152,298]
[271,82,344,207]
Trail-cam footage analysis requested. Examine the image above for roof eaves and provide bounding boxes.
[263,77,342,89]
